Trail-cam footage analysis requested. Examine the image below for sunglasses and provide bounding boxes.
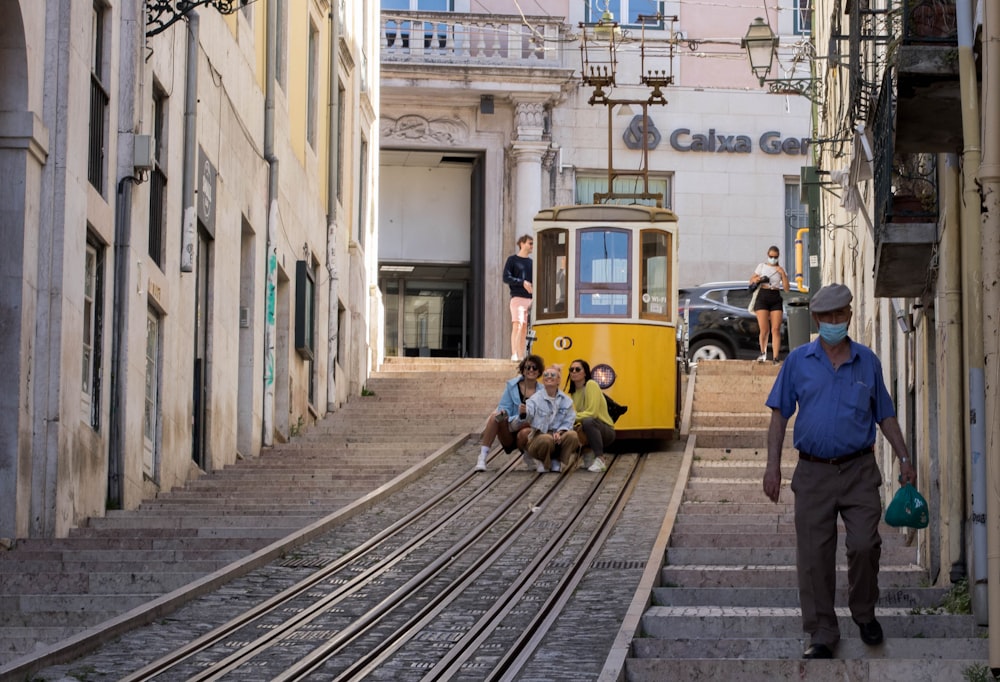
[542,371,559,379]
[523,364,539,372]
[569,367,584,373]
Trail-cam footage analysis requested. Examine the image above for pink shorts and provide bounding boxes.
[510,296,532,324]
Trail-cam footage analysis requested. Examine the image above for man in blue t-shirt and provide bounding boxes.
[503,234,533,361]
[762,283,917,661]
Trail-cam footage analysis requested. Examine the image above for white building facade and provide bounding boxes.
[378,0,814,360]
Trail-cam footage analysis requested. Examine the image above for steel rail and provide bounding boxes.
[119,449,521,680]
[271,459,586,680]
[328,459,633,681]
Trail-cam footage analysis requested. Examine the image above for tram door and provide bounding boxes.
[382,276,468,358]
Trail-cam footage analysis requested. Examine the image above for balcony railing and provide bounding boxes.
[902,0,957,45]
[870,69,939,297]
[381,11,567,68]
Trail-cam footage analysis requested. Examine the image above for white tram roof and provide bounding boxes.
[534,204,678,223]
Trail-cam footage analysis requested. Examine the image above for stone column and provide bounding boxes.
[510,100,550,238]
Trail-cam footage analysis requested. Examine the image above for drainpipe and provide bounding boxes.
[977,0,1000,669]
[955,0,988,627]
[262,0,279,446]
[794,227,810,291]
[180,14,199,273]
[325,6,340,413]
[938,156,966,587]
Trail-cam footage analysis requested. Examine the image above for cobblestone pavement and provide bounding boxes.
[27,438,683,682]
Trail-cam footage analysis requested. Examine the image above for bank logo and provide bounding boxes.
[623,115,662,150]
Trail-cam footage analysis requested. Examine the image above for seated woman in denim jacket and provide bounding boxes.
[474,353,544,472]
[566,359,615,473]
[514,364,580,473]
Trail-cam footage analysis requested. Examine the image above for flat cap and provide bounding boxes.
[810,283,853,313]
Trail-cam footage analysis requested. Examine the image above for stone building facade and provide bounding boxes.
[377,0,813,360]
[0,0,379,538]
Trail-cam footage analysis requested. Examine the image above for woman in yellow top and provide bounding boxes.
[566,359,615,473]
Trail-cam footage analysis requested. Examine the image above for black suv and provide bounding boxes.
[678,281,800,362]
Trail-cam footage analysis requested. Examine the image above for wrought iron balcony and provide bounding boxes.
[380,11,569,70]
[872,70,939,298]
[893,0,963,153]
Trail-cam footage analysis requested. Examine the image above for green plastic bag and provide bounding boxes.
[885,483,929,529]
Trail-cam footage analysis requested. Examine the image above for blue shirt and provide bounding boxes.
[496,375,542,421]
[765,337,896,459]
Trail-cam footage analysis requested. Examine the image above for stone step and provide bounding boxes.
[0,550,245,568]
[631,635,986,661]
[639,608,979,639]
[625,657,986,682]
[690,430,769,448]
[691,447,788,460]
[0,571,208,595]
[690,360,780,377]
[665,544,917,566]
[652,586,950,609]
[7,536,263,552]
[68,526,295,539]
[661,564,925,589]
[690,413,779,429]
[82,515,319,530]
[668,530,917,549]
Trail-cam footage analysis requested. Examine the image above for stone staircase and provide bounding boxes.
[626,360,988,680]
[0,357,513,668]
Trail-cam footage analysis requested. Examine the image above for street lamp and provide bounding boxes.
[741,17,819,101]
[742,17,779,85]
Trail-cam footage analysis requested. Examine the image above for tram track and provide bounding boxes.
[117,451,644,681]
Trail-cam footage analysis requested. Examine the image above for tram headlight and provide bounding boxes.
[591,363,616,389]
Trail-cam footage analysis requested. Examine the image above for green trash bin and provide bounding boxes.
[785,294,811,350]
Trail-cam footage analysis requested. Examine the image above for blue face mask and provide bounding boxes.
[767,256,779,265]
[818,321,849,345]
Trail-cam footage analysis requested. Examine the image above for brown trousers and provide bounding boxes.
[526,430,580,470]
[790,454,883,647]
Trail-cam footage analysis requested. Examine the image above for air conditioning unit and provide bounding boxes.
[239,306,250,328]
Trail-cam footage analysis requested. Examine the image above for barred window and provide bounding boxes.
[82,236,105,429]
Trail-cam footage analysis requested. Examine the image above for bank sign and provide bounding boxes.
[623,115,809,156]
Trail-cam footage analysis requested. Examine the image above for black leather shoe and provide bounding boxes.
[854,617,884,645]
[802,643,834,659]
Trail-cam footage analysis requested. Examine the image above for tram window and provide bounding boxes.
[577,228,630,317]
[536,228,568,319]
[640,229,671,320]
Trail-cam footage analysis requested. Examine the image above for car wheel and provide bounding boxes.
[690,339,731,361]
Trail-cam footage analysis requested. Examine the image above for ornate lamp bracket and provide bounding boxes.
[145,0,246,38]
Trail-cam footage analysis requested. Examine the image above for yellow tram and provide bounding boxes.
[529,204,680,441]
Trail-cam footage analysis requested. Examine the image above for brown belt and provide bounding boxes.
[798,446,874,465]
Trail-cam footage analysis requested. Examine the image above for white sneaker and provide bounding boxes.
[535,461,547,473]
[511,354,519,361]
[587,457,607,473]
[551,460,561,473]
[756,353,767,363]
[475,456,487,472]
